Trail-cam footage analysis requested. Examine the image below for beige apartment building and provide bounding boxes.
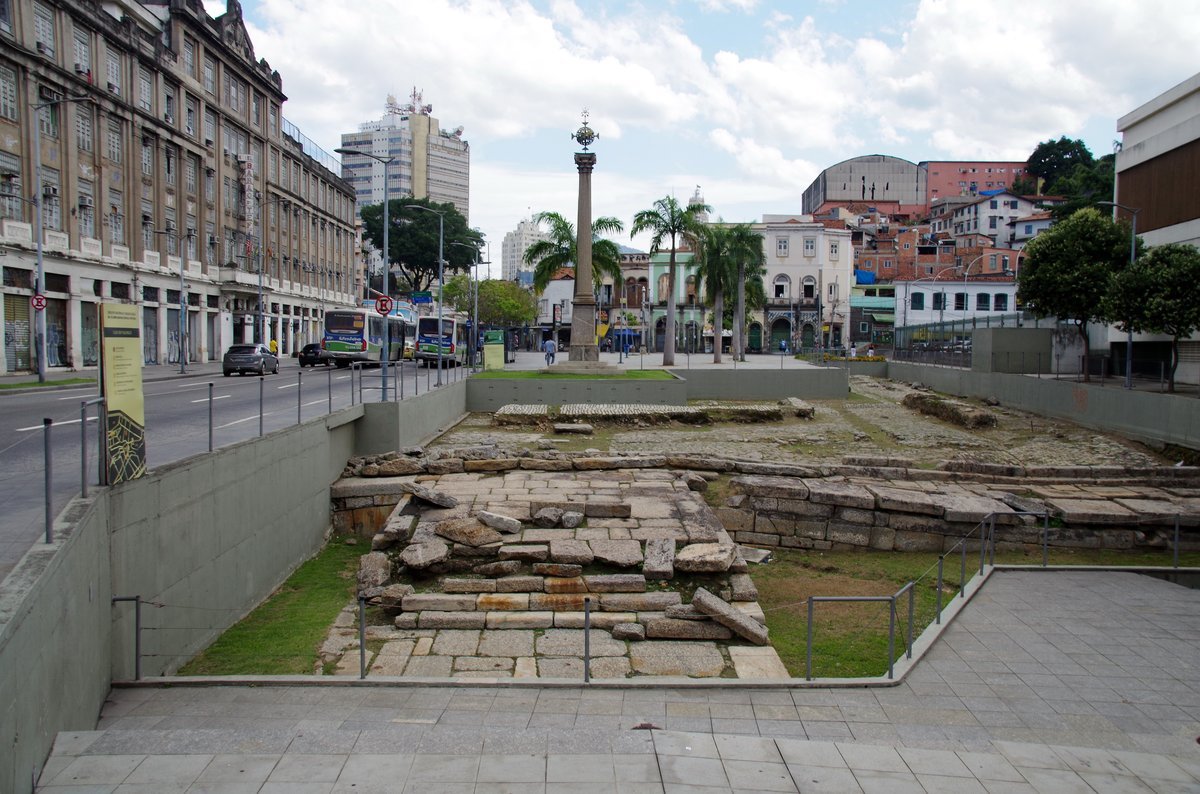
[0,0,358,373]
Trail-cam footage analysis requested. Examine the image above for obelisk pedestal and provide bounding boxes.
[569,151,599,363]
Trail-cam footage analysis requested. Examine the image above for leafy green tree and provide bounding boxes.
[1047,154,1115,218]
[1017,207,1136,380]
[696,224,736,363]
[359,198,482,295]
[522,211,625,293]
[725,224,765,361]
[1104,243,1200,392]
[443,274,539,328]
[1026,136,1094,193]
[631,195,712,365]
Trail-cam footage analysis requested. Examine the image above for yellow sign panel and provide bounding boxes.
[100,303,146,484]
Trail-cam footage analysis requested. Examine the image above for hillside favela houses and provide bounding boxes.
[0,0,358,374]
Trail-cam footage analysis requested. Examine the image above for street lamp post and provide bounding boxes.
[335,148,394,400]
[1098,201,1139,389]
[31,93,91,382]
[406,204,446,384]
[450,240,482,370]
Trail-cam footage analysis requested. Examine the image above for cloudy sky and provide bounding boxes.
[208,0,1199,276]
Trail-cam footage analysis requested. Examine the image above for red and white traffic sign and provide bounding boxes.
[374,295,393,316]
[30,294,47,311]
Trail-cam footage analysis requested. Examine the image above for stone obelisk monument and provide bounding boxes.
[568,111,600,363]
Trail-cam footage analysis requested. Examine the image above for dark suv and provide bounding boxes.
[299,343,331,367]
[222,344,279,376]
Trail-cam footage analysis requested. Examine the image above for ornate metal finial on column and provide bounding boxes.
[568,109,599,363]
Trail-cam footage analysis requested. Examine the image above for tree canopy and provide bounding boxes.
[1026,136,1095,190]
[631,195,711,365]
[1104,243,1200,392]
[359,197,483,296]
[442,274,539,328]
[522,211,625,293]
[1017,207,1137,377]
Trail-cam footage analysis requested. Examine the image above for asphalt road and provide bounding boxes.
[0,357,463,579]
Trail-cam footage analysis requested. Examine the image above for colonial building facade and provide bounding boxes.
[0,0,357,373]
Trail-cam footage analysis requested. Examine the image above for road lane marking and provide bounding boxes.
[57,391,102,400]
[191,394,231,403]
[17,416,97,432]
[277,383,297,390]
[214,411,280,429]
[302,399,327,407]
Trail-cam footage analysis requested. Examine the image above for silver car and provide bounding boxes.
[222,343,279,376]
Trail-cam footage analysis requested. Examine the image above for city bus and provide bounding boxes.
[415,315,469,367]
[323,302,415,367]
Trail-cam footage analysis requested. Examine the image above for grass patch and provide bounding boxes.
[177,536,362,675]
[472,369,674,380]
[0,377,97,390]
[755,547,1200,678]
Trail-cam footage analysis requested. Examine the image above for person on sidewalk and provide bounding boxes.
[542,337,556,366]
[269,338,279,357]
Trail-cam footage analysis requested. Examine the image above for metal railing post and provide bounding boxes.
[98,403,108,486]
[258,378,264,437]
[583,597,592,684]
[327,366,333,414]
[399,358,404,400]
[43,418,53,543]
[297,370,303,424]
[805,599,814,680]
[1174,515,1181,569]
[887,596,896,679]
[80,401,89,498]
[208,383,214,452]
[959,538,966,598]
[1042,512,1049,568]
[358,595,367,680]
[989,514,996,566]
[935,555,944,624]
[906,584,915,660]
[978,521,987,575]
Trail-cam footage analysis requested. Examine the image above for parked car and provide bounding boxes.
[223,343,279,376]
[299,343,331,367]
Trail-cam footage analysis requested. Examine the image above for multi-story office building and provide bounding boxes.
[500,216,547,282]
[339,91,469,220]
[0,0,357,373]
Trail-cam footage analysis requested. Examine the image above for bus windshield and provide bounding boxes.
[326,311,364,334]
[417,317,453,337]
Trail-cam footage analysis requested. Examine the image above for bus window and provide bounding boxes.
[326,311,364,333]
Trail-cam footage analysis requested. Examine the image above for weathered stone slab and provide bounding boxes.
[643,538,675,580]
[376,584,416,609]
[533,563,582,577]
[358,552,391,589]
[376,457,426,476]
[937,493,1017,524]
[453,657,515,674]
[435,517,503,547]
[599,592,681,612]
[463,459,521,473]
[522,528,575,542]
[477,629,536,657]
[786,397,816,418]
[533,507,565,527]
[426,458,465,475]
[612,622,646,641]
[645,618,733,640]
[680,472,708,492]
[589,539,643,567]
[473,560,522,577]
[866,485,945,516]
[392,613,418,629]
[418,611,486,629]
[554,423,593,434]
[728,646,790,679]
[664,604,709,621]
[495,575,544,593]
[477,510,523,534]
[802,479,875,509]
[561,510,585,529]
[583,574,646,593]
[553,611,637,629]
[550,540,594,565]
[497,544,549,562]
[536,628,626,657]
[476,593,530,611]
[674,543,736,572]
[733,601,767,625]
[442,578,496,594]
[1045,498,1136,525]
[400,481,458,508]
[731,475,811,500]
[529,593,591,611]
[691,587,769,645]
[430,629,482,656]
[485,611,554,629]
[665,455,734,472]
[402,593,477,612]
[537,656,632,679]
[583,499,632,518]
[729,573,758,601]
[519,458,575,471]
[826,523,872,547]
[544,576,588,594]
[629,640,726,676]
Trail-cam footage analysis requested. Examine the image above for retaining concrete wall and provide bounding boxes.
[671,367,850,399]
[356,381,469,455]
[888,362,1200,451]
[0,495,113,794]
[466,377,686,412]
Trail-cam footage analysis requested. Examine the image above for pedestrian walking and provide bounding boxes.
[269,338,279,357]
[542,337,556,366]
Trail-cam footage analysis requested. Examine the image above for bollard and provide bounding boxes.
[358,595,367,680]
[43,418,53,543]
[935,556,944,624]
[297,371,303,424]
[208,383,214,452]
[258,378,264,437]
[583,597,592,684]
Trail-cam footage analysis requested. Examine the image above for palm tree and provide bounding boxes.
[697,224,737,363]
[522,211,625,293]
[631,195,712,366]
[725,224,764,361]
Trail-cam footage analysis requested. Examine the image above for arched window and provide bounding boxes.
[684,275,697,303]
[657,273,669,301]
[802,276,816,299]
[773,274,791,299]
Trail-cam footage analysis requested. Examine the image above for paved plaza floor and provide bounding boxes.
[37,570,1200,792]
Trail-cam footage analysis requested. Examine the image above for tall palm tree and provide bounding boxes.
[522,211,625,293]
[697,224,737,364]
[725,224,764,361]
[631,196,712,365]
